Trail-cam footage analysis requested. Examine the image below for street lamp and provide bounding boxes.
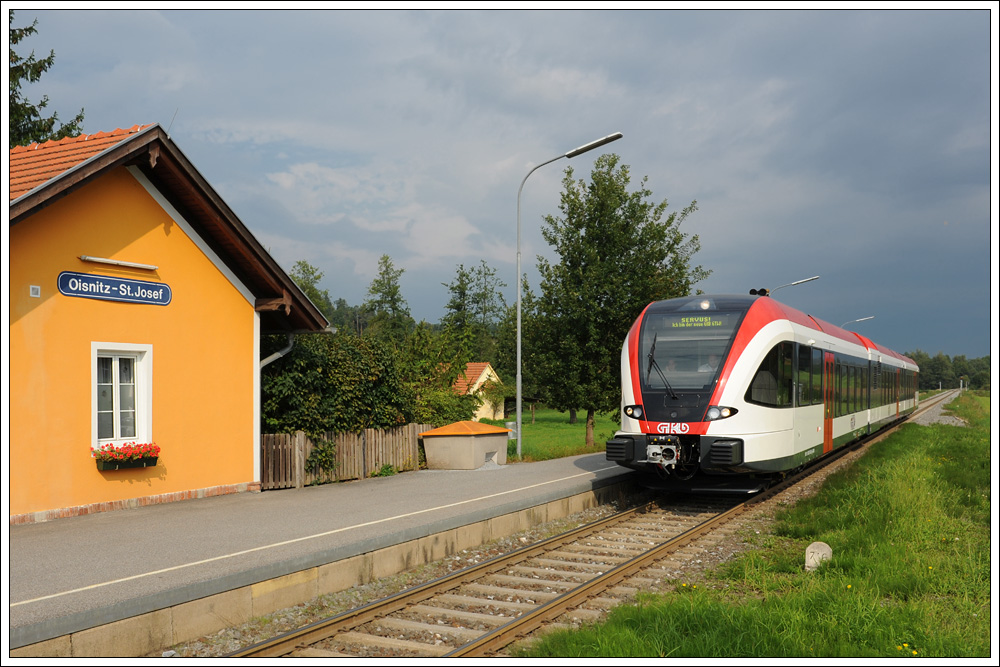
[515,132,623,459]
[749,276,819,297]
[841,316,874,329]
[771,275,820,293]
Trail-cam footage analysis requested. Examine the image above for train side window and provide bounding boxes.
[872,361,879,407]
[745,342,793,408]
[846,364,853,414]
[879,366,885,407]
[854,365,861,413]
[797,344,812,406]
[833,363,839,417]
[849,365,857,413]
[838,363,847,417]
[862,366,870,408]
[779,342,793,406]
[811,348,823,406]
[843,364,850,415]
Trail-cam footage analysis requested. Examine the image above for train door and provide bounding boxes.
[823,351,835,453]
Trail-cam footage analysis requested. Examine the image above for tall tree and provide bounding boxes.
[469,260,507,363]
[441,263,476,372]
[441,260,507,366]
[289,260,335,322]
[8,11,85,148]
[535,153,709,446]
[363,254,413,349]
[495,276,544,422]
[470,259,507,331]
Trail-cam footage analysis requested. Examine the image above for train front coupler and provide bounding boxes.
[645,434,680,468]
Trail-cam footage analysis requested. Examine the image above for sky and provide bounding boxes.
[6,4,997,360]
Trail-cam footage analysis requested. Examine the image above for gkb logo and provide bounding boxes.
[656,423,689,434]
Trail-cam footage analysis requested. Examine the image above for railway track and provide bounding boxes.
[228,391,955,658]
[230,495,743,658]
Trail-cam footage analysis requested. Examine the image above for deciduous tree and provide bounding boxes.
[289,260,335,322]
[363,254,413,349]
[534,153,709,446]
[441,261,507,366]
[441,263,476,369]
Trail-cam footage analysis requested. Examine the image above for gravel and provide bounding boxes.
[911,393,967,427]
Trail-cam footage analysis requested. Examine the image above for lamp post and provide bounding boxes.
[750,276,819,297]
[841,316,874,329]
[515,132,623,459]
[770,275,820,294]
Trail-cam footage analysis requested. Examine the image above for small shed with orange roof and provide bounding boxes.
[453,362,503,421]
[8,124,328,523]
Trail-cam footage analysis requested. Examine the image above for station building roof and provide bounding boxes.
[9,124,328,334]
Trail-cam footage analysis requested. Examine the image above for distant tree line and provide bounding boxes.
[904,349,990,391]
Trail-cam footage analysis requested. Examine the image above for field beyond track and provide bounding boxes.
[517,391,993,658]
[482,409,616,462]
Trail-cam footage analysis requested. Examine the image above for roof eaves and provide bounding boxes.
[9,124,159,213]
[139,135,329,332]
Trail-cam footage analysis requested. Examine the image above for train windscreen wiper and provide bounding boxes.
[647,333,679,400]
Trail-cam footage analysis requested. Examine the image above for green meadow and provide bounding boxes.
[482,408,617,462]
[515,391,992,658]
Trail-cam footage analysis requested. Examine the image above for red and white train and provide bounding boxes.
[606,293,919,491]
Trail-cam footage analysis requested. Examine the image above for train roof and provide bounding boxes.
[646,294,917,368]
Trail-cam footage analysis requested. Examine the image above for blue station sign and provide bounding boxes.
[58,271,172,306]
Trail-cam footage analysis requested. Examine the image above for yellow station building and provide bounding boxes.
[8,124,328,523]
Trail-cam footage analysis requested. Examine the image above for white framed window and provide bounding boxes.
[92,342,153,445]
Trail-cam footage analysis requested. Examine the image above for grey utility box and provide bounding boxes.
[420,421,510,470]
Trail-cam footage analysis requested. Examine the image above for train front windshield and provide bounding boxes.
[640,307,743,391]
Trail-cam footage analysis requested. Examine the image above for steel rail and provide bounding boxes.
[446,500,750,657]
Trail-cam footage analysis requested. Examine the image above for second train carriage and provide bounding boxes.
[605,294,918,491]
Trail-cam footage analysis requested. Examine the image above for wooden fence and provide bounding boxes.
[260,423,436,490]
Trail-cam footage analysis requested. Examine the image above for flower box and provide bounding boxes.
[92,441,160,471]
[96,456,158,471]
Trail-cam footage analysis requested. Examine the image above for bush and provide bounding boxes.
[410,386,478,427]
[262,332,414,435]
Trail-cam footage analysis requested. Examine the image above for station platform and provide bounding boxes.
[7,452,637,656]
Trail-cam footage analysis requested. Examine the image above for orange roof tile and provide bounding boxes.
[420,421,511,437]
[453,362,496,394]
[9,124,154,201]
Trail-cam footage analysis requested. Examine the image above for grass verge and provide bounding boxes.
[517,391,992,658]
[482,408,617,462]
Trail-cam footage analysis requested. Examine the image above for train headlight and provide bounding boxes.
[624,405,644,420]
[705,406,738,421]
